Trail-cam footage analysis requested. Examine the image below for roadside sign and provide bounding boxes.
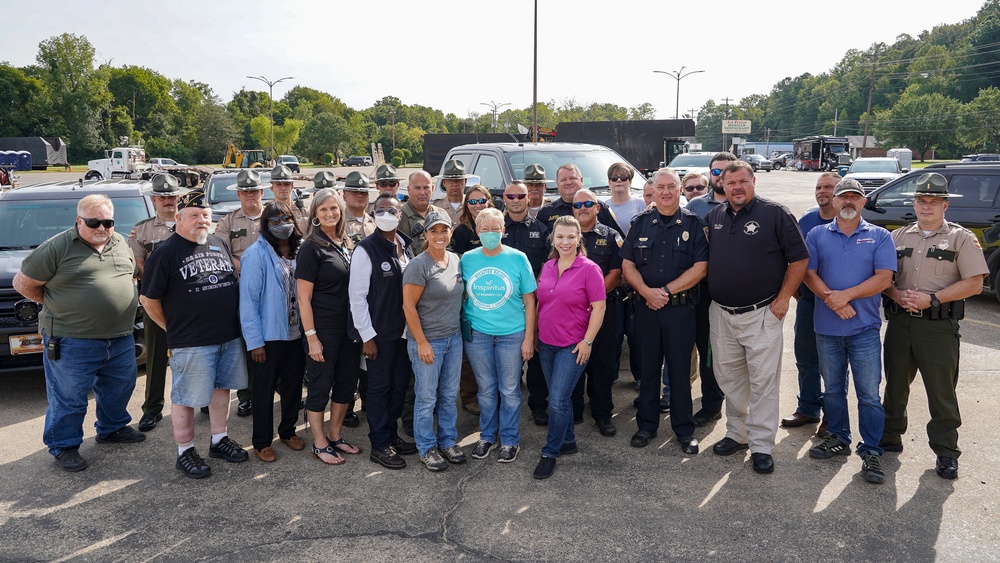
[722,120,752,134]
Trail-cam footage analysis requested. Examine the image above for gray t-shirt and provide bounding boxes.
[607,197,647,234]
[401,250,463,340]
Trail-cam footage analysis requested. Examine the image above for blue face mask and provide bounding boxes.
[479,231,502,250]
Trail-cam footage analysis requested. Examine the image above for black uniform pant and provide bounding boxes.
[634,300,696,438]
[573,296,617,420]
[251,339,305,451]
[365,338,410,450]
[140,310,168,415]
[525,354,548,414]
[695,294,725,413]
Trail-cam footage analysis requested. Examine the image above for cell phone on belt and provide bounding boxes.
[47,337,60,360]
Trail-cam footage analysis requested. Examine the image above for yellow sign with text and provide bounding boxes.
[722,120,752,134]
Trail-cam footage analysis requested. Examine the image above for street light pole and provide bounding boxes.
[246,75,293,162]
[389,109,396,153]
[653,67,705,120]
[480,101,511,133]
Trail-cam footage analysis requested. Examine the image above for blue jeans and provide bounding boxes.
[539,342,587,458]
[465,329,524,446]
[793,298,824,417]
[408,333,463,456]
[816,328,884,457]
[42,333,137,457]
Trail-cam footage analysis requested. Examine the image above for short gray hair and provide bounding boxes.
[77,194,113,217]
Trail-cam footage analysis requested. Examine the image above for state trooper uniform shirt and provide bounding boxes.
[344,208,377,246]
[128,216,174,265]
[621,207,708,290]
[891,220,988,292]
[215,208,262,261]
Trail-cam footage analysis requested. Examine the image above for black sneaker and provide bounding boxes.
[342,411,360,428]
[439,444,467,464]
[137,412,162,432]
[862,452,885,484]
[497,445,518,463]
[236,400,253,417]
[208,436,249,462]
[559,442,578,456]
[96,426,146,444]
[660,395,671,413]
[419,447,448,472]
[53,448,87,472]
[176,447,211,479]
[471,440,496,460]
[533,456,556,479]
[809,435,851,459]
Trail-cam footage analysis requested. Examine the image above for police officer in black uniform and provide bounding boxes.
[572,189,623,437]
[536,163,625,238]
[501,181,551,424]
[621,168,708,454]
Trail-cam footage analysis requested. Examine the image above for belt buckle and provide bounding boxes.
[909,308,922,318]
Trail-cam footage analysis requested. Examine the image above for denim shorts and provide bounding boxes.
[169,338,248,407]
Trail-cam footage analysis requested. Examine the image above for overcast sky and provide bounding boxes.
[5,0,989,121]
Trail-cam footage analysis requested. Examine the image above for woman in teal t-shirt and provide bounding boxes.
[460,208,537,464]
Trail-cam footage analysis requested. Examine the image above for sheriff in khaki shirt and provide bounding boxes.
[215,207,263,269]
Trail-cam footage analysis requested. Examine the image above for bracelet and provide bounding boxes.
[304,329,317,337]
[582,338,593,347]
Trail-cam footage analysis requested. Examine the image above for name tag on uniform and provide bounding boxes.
[596,238,607,246]
[230,229,247,239]
[209,245,222,251]
[529,232,540,238]
[856,237,875,244]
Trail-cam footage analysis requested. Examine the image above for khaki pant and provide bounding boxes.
[709,303,783,455]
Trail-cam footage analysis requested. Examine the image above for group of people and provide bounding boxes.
[15,152,986,483]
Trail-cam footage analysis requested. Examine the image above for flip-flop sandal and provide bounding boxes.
[312,444,345,465]
[330,438,362,455]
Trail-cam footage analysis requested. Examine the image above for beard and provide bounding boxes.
[712,184,725,195]
[839,207,858,221]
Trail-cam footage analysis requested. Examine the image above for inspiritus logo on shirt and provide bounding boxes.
[467,267,513,311]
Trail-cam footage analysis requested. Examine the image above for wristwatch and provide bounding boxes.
[929,293,940,308]
[582,338,593,347]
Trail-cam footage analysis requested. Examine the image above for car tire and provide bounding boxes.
[772,163,782,170]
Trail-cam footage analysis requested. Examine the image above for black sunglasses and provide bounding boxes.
[81,218,115,229]
[710,168,724,177]
[266,214,294,225]
[504,194,527,200]
[609,175,631,182]
[572,201,598,209]
[467,198,489,205]
[683,185,704,192]
[377,180,399,188]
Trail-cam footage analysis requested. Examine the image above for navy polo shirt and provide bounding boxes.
[620,207,708,289]
[706,196,809,308]
[806,219,896,337]
[796,209,834,302]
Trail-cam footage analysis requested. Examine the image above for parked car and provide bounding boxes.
[666,152,716,182]
[862,162,1000,301]
[0,179,153,373]
[277,155,300,173]
[960,154,1000,162]
[342,156,373,167]
[842,157,907,193]
[739,153,774,172]
[771,152,793,169]
[149,157,184,167]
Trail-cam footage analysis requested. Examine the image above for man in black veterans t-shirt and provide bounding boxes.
[704,161,808,475]
[141,190,250,479]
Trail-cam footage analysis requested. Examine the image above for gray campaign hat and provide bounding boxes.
[524,163,546,182]
[374,163,401,182]
[313,170,337,189]
[423,210,452,231]
[833,178,865,196]
[342,171,370,192]
[271,164,295,183]
[228,169,271,191]
[441,159,469,179]
[901,172,961,198]
[141,173,192,196]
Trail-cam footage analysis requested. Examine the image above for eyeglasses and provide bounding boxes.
[81,218,115,229]
[609,175,631,182]
[267,214,294,225]
[710,168,724,177]
[374,207,400,216]
[572,201,598,209]
[503,194,527,200]
[376,180,399,188]
[683,185,705,192]
[467,198,489,205]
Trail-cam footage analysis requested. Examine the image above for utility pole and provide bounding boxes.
[246,75,294,162]
[862,50,879,151]
[833,108,839,136]
[390,109,396,153]
[532,0,538,142]
[721,96,733,151]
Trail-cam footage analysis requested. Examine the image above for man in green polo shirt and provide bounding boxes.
[13,194,145,473]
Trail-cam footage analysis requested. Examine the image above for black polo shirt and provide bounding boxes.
[581,223,623,281]
[536,198,625,238]
[705,196,809,308]
[503,213,550,278]
[620,207,708,290]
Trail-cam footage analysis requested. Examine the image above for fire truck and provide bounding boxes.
[792,136,852,171]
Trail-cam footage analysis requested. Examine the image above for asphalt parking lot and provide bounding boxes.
[1,168,998,561]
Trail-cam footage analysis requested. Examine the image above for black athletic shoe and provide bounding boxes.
[176,447,211,479]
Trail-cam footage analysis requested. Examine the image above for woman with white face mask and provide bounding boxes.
[239,201,307,463]
[459,208,538,465]
[348,193,419,470]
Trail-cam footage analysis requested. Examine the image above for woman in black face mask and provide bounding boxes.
[238,201,307,463]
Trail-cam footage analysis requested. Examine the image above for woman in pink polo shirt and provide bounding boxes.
[532,216,606,480]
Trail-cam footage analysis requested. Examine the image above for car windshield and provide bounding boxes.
[668,153,715,167]
[160,159,177,166]
[505,148,647,193]
[0,197,150,249]
[850,160,898,173]
[207,174,276,203]
[280,156,298,163]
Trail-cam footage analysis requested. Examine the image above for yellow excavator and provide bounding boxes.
[222,143,267,169]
